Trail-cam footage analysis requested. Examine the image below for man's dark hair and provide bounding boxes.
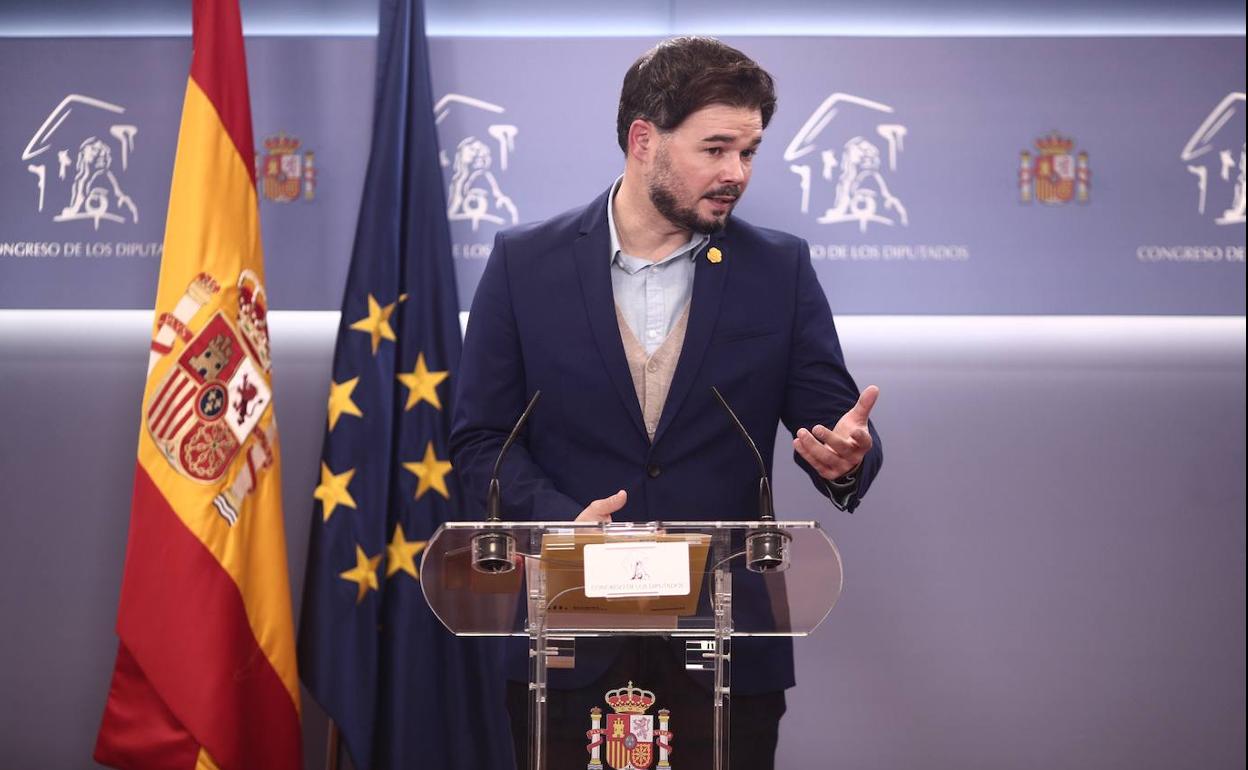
[616,36,777,154]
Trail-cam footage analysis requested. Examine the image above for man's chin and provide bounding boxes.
[652,191,732,235]
[693,209,731,235]
[693,216,728,235]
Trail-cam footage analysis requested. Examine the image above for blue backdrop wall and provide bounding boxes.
[1,36,1244,312]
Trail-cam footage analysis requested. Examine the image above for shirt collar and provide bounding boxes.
[607,175,707,270]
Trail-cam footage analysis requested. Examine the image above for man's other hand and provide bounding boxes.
[793,385,879,480]
[576,490,627,523]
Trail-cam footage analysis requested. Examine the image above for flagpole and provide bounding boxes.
[325,720,341,770]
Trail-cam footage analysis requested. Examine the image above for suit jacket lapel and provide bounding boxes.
[574,191,648,440]
[652,232,729,445]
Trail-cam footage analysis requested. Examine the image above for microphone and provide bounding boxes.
[488,390,542,522]
[710,386,790,573]
[711,387,774,521]
[471,390,542,574]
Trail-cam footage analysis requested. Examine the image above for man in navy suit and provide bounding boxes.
[451,36,882,768]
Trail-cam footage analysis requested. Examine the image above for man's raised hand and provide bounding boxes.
[793,385,879,480]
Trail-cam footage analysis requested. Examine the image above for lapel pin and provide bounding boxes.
[707,247,723,264]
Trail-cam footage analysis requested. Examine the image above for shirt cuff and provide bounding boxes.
[824,465,861,512]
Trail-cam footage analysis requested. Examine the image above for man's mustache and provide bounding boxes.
[705,186,742,199]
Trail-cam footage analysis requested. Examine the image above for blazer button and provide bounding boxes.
[647,463,662,479]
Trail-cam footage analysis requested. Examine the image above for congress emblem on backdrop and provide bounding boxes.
[1181,92,1245,226]
[433,93,519,231]
[1019,131,1090,206]
[256,132,315,203]
[586,682,674,770]
[19,94,139,229]
[783,93,909,232]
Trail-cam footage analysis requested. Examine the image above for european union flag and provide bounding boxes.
[297,0,513,767]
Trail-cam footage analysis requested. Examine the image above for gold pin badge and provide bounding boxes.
[707,247,723,264]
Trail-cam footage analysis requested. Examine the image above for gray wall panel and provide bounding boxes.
[1,311,1242,768]
[771,316,1246,770]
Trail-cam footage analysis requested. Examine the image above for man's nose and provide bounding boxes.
[719,155,746,184]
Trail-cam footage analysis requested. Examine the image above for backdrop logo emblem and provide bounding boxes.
[257,132,315,203]
[434,93,519,231]
[586,682,674,769]
[783,93,909,232]
[1019,131,1090,205]
[19,94,140,229]
[1181,92,1245,226]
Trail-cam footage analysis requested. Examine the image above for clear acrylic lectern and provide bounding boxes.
[420,521,842,770]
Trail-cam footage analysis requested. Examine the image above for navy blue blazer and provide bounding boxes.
[450,187,882,695]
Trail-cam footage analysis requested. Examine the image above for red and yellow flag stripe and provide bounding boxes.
[95,2,301,769]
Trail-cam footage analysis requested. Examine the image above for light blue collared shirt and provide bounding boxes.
[607,178,708,354]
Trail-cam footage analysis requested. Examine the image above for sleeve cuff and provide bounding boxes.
[824,466,860,512]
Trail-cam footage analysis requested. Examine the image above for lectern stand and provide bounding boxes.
[420,521,842,770]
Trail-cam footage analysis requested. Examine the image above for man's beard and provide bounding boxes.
[647,148,740,235]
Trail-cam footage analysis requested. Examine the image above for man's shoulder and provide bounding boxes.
[722,217,807,258]
[496,205,583,248]
[494,190,609,255]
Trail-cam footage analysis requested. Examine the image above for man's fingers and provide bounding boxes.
[588,490,627,517]
[797,422,872,479]
[847,385,880,423]
[576,489,627,523]
[792,434,829,475]
[601,489,628,513]
[811,424,859,455]
[794,428,847,477]
[806,424,871,455]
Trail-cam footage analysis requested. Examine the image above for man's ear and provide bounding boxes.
[628,119,657,161]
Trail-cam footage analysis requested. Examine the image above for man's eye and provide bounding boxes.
[706,147,723,155]
[741,149,756,160]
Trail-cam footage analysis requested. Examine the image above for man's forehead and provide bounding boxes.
[676,104,764,139]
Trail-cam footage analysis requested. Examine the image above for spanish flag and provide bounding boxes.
[93,2,301,769]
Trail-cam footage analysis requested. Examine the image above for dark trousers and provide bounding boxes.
[506,638,786,769]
